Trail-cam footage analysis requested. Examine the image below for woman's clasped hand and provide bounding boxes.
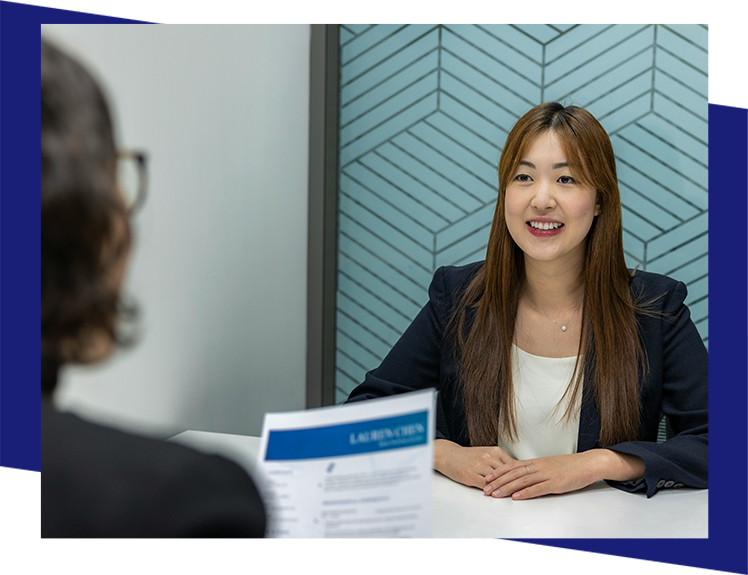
[433,440,516,489]
[434,439,646,500]
[482,452,604,500]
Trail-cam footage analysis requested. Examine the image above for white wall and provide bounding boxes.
[42,24,310,437]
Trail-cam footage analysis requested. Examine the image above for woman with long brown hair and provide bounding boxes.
[347,102,707,499]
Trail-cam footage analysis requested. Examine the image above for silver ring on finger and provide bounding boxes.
[525,466,531,474]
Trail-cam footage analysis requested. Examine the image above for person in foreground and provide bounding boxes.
[41,38,266,536]
[347,102,707,500]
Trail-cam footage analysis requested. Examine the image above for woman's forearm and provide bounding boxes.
[588,449,646,482]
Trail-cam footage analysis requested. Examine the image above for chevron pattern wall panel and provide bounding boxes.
[335,24,708,403]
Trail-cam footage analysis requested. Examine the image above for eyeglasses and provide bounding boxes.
[116,150,148,214]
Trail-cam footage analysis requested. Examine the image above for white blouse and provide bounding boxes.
[497,344,582,460]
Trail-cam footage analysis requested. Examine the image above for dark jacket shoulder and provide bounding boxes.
[630,269,685,304]
[435,261,485,293]
[42,398,266,538]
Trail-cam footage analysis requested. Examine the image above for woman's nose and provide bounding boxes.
[530,180,556,210]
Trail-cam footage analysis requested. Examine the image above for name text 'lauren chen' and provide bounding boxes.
[349,423,426,445]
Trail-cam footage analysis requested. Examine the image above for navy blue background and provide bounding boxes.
[13,0,748,575]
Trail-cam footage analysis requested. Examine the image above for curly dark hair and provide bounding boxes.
[41,38,131,393]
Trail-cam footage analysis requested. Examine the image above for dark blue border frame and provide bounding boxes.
[13,0,748,574]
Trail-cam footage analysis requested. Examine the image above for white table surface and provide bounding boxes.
[170,430,708,539]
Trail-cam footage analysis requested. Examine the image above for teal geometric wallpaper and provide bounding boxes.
[335,24,708,403]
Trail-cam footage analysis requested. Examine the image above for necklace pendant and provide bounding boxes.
[561,325,567,332]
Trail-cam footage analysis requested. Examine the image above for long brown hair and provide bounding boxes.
[451,102,645,447]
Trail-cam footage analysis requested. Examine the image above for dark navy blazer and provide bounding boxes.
[42,397,267,537]
[346,261,708,498]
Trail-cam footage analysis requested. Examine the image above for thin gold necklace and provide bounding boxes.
[526,294,582,332]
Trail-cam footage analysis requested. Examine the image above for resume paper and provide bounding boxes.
[255,389,435,538]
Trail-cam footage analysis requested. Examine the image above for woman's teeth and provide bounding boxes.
[529,221,563,230]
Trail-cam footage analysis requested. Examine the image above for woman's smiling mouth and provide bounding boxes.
[526,220,564,236]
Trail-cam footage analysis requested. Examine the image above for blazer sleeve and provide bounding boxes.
[345,266,452,439]
[604,280,708,498]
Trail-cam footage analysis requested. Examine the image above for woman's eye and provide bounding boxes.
[558,175,576,184]
[514,174,532,182]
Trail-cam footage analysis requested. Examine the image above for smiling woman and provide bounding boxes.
[346,102,708,501]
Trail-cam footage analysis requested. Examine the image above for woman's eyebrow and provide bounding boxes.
[518,160,569,169]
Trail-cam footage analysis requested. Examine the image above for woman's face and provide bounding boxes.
[504,130,600,270]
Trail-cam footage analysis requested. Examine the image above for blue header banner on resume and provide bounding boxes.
[264,410,429,460]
